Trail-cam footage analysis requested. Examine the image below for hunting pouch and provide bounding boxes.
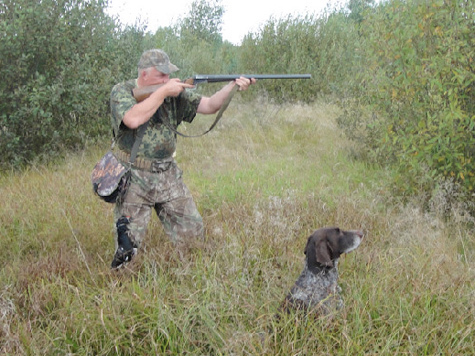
[91,152,131,203]
[91,120,149,204]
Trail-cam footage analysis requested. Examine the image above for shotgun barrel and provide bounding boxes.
[186,74,312,85]
[133,74,312,102]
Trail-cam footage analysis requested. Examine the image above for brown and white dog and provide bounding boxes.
[281,227,364,315]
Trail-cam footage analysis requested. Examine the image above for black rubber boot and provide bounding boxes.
[111,216,136,269]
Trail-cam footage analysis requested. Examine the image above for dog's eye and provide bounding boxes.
[335,228,341,233]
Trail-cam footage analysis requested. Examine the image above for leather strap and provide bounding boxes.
[111,120,149,168]
[161,85,239,138]
[128,121,149,165]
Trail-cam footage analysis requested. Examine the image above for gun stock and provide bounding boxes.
[133,84,164,103]
[132,74,311,102]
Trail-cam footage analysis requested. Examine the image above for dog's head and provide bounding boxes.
[305,227,363,269]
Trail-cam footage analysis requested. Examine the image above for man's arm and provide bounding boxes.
[122,79,194,129]
[197,77,254,115]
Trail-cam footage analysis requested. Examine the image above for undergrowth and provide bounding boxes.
[0,98,473,355]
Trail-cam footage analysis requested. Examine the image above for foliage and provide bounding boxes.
[237,6,367,104]
[239,15,322,103]
[347,0,375,23]
[337,0,475,208]
[0,0,150,168]
[179,0,224,45]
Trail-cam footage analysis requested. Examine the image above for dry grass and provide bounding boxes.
[0,98,474,355]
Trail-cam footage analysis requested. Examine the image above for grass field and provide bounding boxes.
[1,98,474,355]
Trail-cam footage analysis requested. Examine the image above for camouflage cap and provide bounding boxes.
[137,49,179,74]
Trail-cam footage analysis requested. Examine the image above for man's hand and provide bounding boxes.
[235,76,256,91]
[161,78,195,97]
[197,76,255,114]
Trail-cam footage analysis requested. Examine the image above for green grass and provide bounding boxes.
[0,98,473,355]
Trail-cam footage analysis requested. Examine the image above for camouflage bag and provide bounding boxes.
[91,151,130,203]
[92,118,150,203]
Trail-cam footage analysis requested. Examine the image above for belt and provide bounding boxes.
[114,150,173,172]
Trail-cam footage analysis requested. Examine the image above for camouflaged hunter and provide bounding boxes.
[108,49,255,269]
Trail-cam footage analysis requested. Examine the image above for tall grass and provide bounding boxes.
[1,99,473,355]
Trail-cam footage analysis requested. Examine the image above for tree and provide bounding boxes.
[0,0,139,167]
[179,0,224,44]
[347,0,375,23]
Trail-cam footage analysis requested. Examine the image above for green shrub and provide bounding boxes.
[0,0,149,168]
[337,0,475,208]
[239,15,323,103]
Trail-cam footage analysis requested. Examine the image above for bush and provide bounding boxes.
[239,15,323,103]
[0,0,149,168]
[337,0,475,207]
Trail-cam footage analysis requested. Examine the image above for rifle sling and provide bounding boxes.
[111,120,149,167]
[129,121,149,164]
[161,85,239,138]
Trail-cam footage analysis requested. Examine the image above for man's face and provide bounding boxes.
[143,67,170,85]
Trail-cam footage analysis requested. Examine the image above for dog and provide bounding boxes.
[281,227,363,315]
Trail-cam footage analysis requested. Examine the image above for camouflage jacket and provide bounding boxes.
[110,79,202,160]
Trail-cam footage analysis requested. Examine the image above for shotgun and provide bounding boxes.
[132,74,312,102]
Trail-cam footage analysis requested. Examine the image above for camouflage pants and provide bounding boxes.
[113,159,203,249]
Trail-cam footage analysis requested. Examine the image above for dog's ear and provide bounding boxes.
[304,235,312,255]
[306,234,334,268]
[315,237,334,267]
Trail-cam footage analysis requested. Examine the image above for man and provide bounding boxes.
[109,49,254,269]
